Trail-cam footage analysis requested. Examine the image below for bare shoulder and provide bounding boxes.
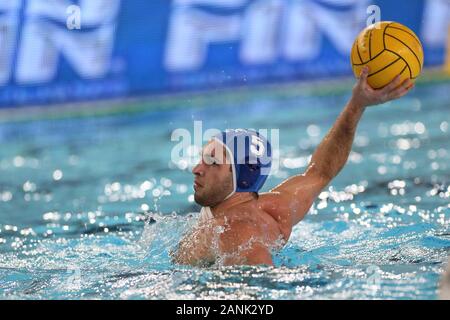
[256,192,293,238]
[262,169,329,226]
[258,191,290,212]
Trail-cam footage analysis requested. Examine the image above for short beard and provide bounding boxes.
[194,175,234,207]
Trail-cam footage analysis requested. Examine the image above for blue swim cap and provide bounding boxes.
[213,129,272,197]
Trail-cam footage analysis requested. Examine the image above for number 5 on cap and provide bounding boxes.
[251,135,265,157]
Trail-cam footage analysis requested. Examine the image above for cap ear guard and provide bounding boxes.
[235,160,262,191]
[213,129,272,196]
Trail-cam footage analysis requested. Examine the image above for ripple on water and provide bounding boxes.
[0,83,449,299]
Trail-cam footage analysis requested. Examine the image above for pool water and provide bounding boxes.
[0,80,449,299]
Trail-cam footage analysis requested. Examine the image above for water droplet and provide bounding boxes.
[53,169,63,181]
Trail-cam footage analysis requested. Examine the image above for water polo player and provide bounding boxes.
[172,68,415,266]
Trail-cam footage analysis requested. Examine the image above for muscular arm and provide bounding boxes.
[309,68,414,180]
[309,97,364,181]
[272,67,414,225]
[270,101,363,226]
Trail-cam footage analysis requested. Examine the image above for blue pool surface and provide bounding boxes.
[0,80,449,299]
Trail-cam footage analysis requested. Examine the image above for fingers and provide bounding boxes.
[380,74,402,95]
[354,68,414,106]
[358,66,375,94]
[359,66,369,82]
[387,79,415,100]
[358,66,370,88]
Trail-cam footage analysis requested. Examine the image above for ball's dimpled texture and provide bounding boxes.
[351,21,424,89]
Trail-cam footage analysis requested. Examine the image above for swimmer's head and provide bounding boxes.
[192,139,234,207]
[192,129,272,207]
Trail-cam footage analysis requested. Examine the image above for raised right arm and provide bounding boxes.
[271,67,414,226]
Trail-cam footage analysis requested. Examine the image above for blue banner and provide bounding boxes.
[0,0,448,108]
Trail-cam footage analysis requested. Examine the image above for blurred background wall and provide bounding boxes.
[0,0,448,108]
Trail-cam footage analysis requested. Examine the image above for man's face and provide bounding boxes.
[192,140,234,207]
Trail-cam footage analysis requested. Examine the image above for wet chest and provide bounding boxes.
[180,221,225,265]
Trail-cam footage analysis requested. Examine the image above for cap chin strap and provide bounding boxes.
[213,138,237,202]
[223,189,235,201]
